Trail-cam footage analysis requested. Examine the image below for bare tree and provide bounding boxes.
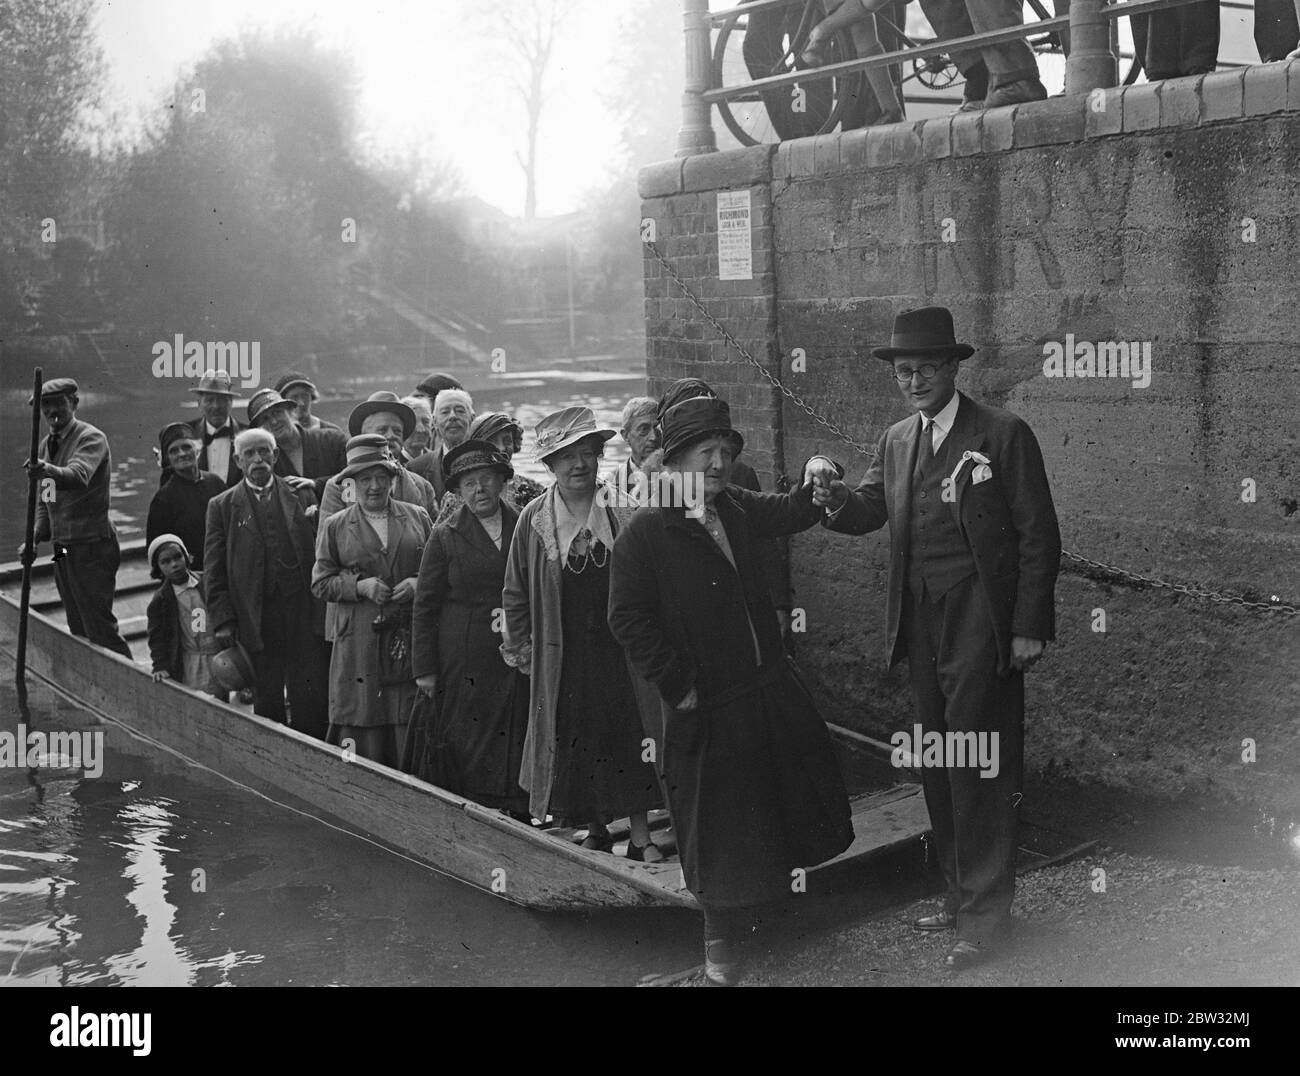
[501,0,576,220]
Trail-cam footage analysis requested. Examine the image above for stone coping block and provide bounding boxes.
[639,61,1300,194]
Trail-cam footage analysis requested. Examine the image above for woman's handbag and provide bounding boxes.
[372,606,414,685]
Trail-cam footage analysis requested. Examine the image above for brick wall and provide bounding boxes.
[640,66,1300,814]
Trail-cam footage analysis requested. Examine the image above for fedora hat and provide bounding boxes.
[348,391,416,438]
[337,433,401,481]
[188,369,238,396]
[870,306,975,362]
[534,406,616,462]
[212,641,256,693]
[660,396,744,463]
[246,387,297,427]
[443,438,513,489]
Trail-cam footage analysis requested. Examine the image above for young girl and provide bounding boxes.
[146,533,226,699]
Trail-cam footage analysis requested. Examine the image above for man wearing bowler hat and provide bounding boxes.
[20,378,133,659]
[809,306,1061,970]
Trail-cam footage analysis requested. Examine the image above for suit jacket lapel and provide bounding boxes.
[894,413,923,535]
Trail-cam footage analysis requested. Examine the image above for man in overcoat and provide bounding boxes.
[812,306,1061,970]
[204,428,329,738]
[20,378,132,658]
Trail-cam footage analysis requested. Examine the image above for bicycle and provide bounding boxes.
[710,0,1140,147]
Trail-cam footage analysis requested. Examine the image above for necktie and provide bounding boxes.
[913,418,934,481]
[47,434,61,459]
[204,426,232,446]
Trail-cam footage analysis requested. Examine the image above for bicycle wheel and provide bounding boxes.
[712,6,863,147]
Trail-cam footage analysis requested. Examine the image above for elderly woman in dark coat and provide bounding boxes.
[312,435,433,767]
[501,406,662,856]
[607,396,854,986]
[407,440,529,814]
[431,412,545,526]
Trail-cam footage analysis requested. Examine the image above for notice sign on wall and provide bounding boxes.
[717,189,753,281]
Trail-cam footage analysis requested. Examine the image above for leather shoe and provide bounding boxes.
[912,911,956,931]
[942,940,986,971]
[704,938,741,987]
[984,77,1047,109]
[957,98,985,113]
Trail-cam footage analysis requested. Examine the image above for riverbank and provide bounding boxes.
[669,850,1300,987]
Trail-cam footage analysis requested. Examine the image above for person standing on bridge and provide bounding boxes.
[810,306,1061,971]
[19,378,132,659]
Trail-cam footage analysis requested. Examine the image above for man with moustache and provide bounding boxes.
[408,388,475,500]
[183,370,245,488]
[318,393,438,518]
[146,423,225,571]
[246,387,347,502]
[203,428,329,737]
[19,378,132,658]
[809,307,1060,970]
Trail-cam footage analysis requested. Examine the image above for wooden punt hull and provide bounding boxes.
[0,543,929,911]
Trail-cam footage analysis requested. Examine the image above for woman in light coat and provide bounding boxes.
[500,407,662,856]
[312,434,433,767]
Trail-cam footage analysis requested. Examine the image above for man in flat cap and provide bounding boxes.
[20,378,132,658]
[146,422,225,571]
[809,306,1061,970]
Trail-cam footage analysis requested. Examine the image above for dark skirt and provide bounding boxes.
[661,659,854,909]
[549,555,662,823]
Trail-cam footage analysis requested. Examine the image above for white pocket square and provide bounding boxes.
[972,463,993,484]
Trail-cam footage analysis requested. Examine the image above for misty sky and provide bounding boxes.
[92,0,634,217]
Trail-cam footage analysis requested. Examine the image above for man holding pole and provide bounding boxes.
[18,378,132,659]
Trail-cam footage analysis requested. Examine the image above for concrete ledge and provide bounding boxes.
[1242,62,1290,116]
[1084,87,1124,138]
[682,144,773,193]
[1201,68,1246,123]
[1122,82,1163,132]
[1159,74,1203,127]
[1014,94,1087,147]
[638,157,685,199]
[644,62,1300,192]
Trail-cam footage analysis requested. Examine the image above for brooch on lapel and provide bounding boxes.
[947,450,993,489]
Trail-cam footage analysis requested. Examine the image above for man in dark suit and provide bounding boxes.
[19,378,132,658]
[811,306,1061,970]
[204,428,329,738]
[184,369,245,488]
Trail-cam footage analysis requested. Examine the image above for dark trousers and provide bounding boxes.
[1254,0,1299,61]
[1132,2,1220,79]
[251,587,329,740]
[917,0,1039,89]
[903,574,1024,945]
[53,538,132,659]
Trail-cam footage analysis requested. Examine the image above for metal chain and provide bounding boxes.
[645,240,1299,618]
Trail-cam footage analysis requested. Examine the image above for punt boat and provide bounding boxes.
[0,539,930,911]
